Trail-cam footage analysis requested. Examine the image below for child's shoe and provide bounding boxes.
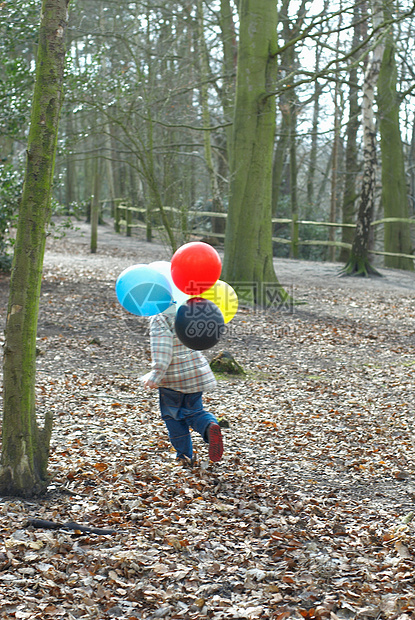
[208,423,223,462]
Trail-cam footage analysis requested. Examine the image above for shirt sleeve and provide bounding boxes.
[146,315,174,385]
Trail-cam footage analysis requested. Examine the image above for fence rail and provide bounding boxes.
[113,204,415,262]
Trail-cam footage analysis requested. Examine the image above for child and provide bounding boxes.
[141,306,223,466]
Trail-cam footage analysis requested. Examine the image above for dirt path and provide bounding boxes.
[1,220,415,619]
[44,219,415,293]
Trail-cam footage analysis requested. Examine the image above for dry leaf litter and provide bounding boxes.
[0,221,415,620]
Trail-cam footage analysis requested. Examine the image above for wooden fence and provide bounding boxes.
[113,203,415,262]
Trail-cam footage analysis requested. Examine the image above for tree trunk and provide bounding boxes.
[408,121,415,216]
[342,1,383,276]
[197,0,225,238]
[339,2,363,262]
[275,0,307,259]
[329,10,344,262]
[306,46,322,208]
[343,130,381,276]
[145,114,177,252]
[329,78,341,262]
[378,0,414,271]
[222,0,287,306]
[271,106,290,217]
[90,155,100,252]
[105,137,116,220]
[219,0,237,163]
[218,0,237,218]
[65,109,76,214]
[288,97,299,259]
[0,0,71,497]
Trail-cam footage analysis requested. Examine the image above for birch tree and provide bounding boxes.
[342,2,384,276]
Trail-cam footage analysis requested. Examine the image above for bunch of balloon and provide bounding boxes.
[115,241,239,351]
[170,241,239,350]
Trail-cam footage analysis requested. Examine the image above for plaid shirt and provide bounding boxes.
[147,313,217,393]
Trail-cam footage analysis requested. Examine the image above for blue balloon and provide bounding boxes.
[116,264,173,316]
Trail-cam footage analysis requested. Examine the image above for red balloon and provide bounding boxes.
[171,242,222,295]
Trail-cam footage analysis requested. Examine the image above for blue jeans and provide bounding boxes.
[159,387,218,460]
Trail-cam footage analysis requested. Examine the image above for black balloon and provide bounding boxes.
[175,298,225,351]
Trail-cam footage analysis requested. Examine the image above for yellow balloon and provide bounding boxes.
[199,280,238,324]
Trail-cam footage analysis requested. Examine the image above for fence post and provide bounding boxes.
[146,202,152,242]
[290,213,299,258]
[126,204,132,237]
[114,203,120,233]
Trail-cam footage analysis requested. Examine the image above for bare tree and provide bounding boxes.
[1,0,71,496]
[339,1,364,263]
[378,0,414,270]
[222,0,288,306]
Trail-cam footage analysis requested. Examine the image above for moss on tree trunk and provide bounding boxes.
[222,0,288,307]
[210,351,245,375]
[378,2,414,271]
[0,0,71,497]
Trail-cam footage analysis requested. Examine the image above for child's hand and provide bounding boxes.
[144,378,158,389]
[140,373,158,389]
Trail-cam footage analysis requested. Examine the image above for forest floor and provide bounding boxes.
[0,219,415,620]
